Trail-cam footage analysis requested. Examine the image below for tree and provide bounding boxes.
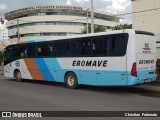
[81,25,106,34]
[0,51,3,66]
[114,24,132,30]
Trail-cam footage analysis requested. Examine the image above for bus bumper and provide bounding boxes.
[127,75,157,85]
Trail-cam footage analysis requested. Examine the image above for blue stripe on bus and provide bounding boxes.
[26,39,46,43]
[26,40,35,43]
[43,58,62,69]
[36,39,46,42]
[43,58,62,82]
[34,58,55,81]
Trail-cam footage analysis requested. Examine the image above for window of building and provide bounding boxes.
[8,21,88,30]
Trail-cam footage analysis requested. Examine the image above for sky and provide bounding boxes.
[0,0,132,27]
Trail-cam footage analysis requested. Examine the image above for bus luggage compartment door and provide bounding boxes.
[96,57,127,86]
[96,71,127,86]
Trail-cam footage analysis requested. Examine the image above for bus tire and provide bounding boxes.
[65,72,78,89]
[15,70,22,82]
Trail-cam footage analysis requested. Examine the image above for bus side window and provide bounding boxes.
[15,45,25,58]
[63,40,70,56]
[106,38,111,56]
[71,39,81,56]
[24,48,27,57]
[46,43,53,56]
[53,41,63,57]
[36,42,53,57]
[92,37,108,56]
[81,39,91,56]
[52,40,70,57]
[37,44,44,57]
[111,36,125,56]
[5,46,14,61]
[26,44,36,57]
[52,43,56,57]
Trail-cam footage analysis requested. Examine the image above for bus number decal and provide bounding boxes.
[15,61,20,67]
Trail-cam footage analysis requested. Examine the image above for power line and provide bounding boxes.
[122,10,160,20]
[116,7,160,16]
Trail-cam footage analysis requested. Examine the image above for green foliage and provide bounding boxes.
[0,51,3,66]
[81,25,106,34]
[114,24,132,30]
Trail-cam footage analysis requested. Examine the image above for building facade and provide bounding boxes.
[5,6,121,42]
[0,27,10,51]
[132,0,160,40]
[132,0,160,58]
[0,27,9,42]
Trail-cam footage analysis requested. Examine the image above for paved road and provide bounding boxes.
[0,72,160,119]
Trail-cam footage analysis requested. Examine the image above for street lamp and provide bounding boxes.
[86,8,90,34]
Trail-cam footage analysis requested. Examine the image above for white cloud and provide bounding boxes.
[112,0,131,11]
[0,0,132,24]
[98,0,131,14]
[66,0,72,5]
[73,0,89,3]
[0,4,7,10]
[102,0,111,2]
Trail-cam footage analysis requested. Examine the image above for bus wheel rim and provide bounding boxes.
[17,72,21,79]
[68,76,75,86]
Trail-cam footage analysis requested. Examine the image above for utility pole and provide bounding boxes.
[91,0,94,33]
[17,18,20,42]
[86,8,90,34]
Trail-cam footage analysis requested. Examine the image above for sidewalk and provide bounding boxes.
[0,66,3,76]
[0,66,3,71]
[138,81,160,92]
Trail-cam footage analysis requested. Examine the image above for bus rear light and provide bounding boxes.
[131,62,137,77]
[144,80,149,83]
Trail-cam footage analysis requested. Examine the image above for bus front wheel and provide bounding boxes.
[15,70,22,82]
[65,72,78,89]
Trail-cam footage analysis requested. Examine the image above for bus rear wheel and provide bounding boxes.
[15,70,22,82]
[65,72,78,89]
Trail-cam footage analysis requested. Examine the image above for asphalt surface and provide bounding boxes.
[0,69,160,120]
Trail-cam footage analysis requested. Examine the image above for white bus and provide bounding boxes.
[3,29,157,88]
